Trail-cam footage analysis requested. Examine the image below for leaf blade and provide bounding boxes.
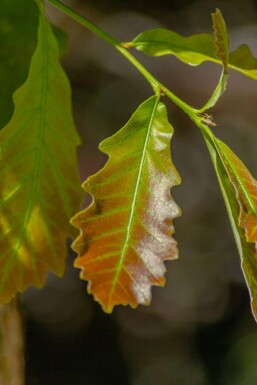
[229,44,257,81]
[71,96,181,313]
[0,1,82,302]
[199,8,229,111]
[132,26,257,81]
[201,125,257,320]
[132,28,217,66]
[215,139,257,247]
[211,8,229,73]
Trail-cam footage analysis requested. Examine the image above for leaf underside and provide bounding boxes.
[71,96,181,313]
[203,130,257,320]
[132,28,257,81]
[0,1,82,303]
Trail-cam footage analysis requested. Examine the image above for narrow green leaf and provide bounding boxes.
[200,71,228,112]
[211,8,229,73]
[200,8,229,111]
[71,96,181,313]
[0,0,82,303]
[201,125,257,321]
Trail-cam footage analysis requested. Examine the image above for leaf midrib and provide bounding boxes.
[134,40,216,56]
[108,96,159,301]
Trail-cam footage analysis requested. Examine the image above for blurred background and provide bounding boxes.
[14,0,257,383]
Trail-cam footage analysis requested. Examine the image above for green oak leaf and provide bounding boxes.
[0,0,82,303]
[132,29,216,66]
[229,44,257,81]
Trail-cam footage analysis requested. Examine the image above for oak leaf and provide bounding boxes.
[132,11,257,81]
[216,139,257,249]
[71,96,181,313]
[0,0,82,303]
[202,129,257,320]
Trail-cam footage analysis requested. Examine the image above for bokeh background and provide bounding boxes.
[15,0,257,383]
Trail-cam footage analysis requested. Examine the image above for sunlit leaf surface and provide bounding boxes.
[0,1,82,303]
[229,44,257,81]
[202,128,257,320]
[132,29,216,66]
[201,8,229,111]
[132,27,257,81]
[71,96,181,313]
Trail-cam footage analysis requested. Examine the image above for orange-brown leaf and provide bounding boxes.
[71,96,181,313]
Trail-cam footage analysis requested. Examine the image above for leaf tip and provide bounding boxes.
[101,302,114,314]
